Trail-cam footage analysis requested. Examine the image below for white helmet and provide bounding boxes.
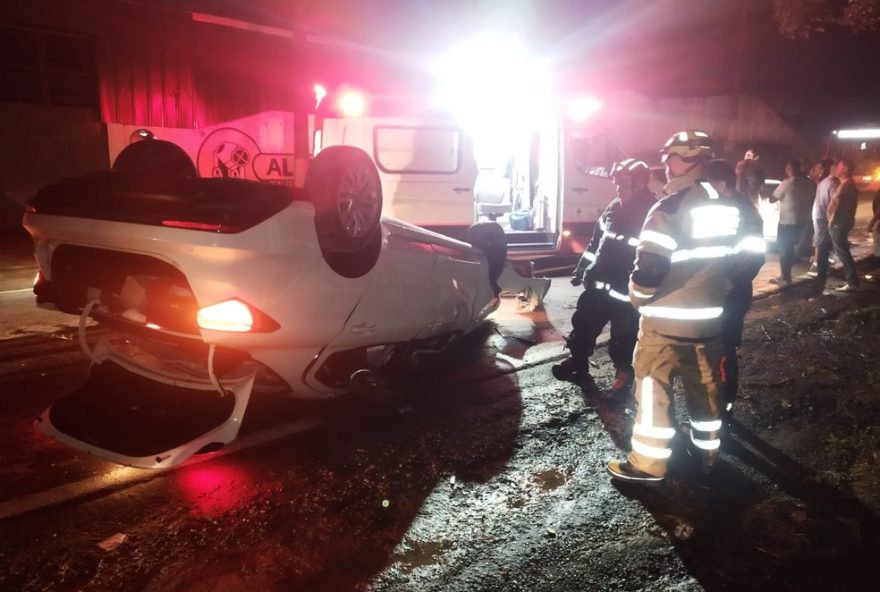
[610,158,650,180]
[660,130,713,163]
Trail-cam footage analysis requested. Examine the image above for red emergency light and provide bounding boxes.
[337,90,366,117]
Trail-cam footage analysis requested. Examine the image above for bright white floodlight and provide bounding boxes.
[835,128,880,139]
[568,96,602,122]
[430,33,551,130]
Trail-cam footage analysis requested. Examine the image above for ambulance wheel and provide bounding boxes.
[112,139,197,180]
[466,222,508,295]
[305,146,383,254]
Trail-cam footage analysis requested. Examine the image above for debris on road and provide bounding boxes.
[96,533,129,552]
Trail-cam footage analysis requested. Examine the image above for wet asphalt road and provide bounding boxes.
[2,200,879,590]
[7,292,874,592]
[1,297,661,592]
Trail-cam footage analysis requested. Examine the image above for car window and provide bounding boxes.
[373,126,461,174]
[570,130,624,177]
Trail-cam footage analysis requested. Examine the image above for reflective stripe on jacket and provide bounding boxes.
[573,189,656,294]
[629,181,766,340]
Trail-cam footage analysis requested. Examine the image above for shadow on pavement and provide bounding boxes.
[0,321,524,591]
[609,419,880,592]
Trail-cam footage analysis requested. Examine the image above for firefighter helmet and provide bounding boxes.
[660,130,713,163]
[610,158,650,179]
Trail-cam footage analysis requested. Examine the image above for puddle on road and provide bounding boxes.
[533,467,569,492]
[504,468,570,508]
[391,539,450,573]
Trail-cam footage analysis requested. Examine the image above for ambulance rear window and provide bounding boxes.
[373,126,461,174]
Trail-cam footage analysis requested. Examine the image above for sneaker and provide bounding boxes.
[551,358,588,382]
[606,459,664,484]
[610,368,634,392]
[835,283,859,293]
[806,265,819,278]
[769,276,792,287]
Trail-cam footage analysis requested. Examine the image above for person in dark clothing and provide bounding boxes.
[735,148,765,204]
[825,159,860,291]
[553,159,656,393]
[867,189,880,265]
[706,160,766,413]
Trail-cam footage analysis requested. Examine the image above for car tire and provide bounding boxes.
[465,222,507,295]
[304,146,383,254]
[321,228,382,279]
[112,139,198,180]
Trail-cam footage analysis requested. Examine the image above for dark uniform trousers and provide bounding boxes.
[720,281,753,405]
[568,284,639,371]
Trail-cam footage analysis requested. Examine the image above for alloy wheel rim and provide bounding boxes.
[337,164,380,238]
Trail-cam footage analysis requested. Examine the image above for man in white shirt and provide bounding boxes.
[808,159,837,277]
[770,159,816,285]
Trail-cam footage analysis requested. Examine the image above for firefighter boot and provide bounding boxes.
[701,450,720,476]
[684,426,721,477]
[606,459,664,484]
[551,357,589,383]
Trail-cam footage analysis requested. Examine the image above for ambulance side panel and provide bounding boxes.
[320,117,478,230]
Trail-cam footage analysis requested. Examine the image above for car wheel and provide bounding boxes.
[321,228,382,279]
[465,222,507,295]
[112,139,198,180]
[305,146,383,254]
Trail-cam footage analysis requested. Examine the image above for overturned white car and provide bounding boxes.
[23,141,508,468]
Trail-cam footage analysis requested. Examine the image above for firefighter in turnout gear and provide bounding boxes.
[606,131,766,483]
[552,159,656,391]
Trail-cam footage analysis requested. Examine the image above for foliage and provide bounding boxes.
[773,0,880,38]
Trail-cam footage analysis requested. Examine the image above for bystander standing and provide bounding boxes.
[770,159,816,286]
[735,148,765,204]
[808,159,838,278]
[824,159,860,292]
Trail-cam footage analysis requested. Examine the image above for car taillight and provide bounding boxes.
[197,299,255,332]
[196,299,280,333]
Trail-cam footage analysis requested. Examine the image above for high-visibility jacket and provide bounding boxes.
[573,188,656,300]
[629,180,766,340]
